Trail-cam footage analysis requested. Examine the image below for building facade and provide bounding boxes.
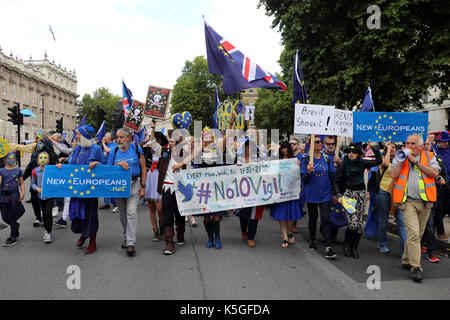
[0,48,78,145]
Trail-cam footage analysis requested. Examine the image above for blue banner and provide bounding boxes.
[353,112,428,142]
[41,165,131,198]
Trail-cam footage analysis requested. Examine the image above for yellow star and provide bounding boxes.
[389,116,393,120]
[91,186,95,190]
[81,167,85,171]
[379,116,382,119]
[379,136,382,139]
[69,180,72,183]
[92,174,95,177]
[80,192,84,196]
[393,120,397,124]
[87,169,91,173]
[383,115,387,118]
[73,190,77,194]
[69,186,73,190]
[70,173,73,177]
[389,136,392,139]
[75,169,78,172]
[376,120,378,123]
[376,132,379,135]
[393,132,397,135]
[86,191,90,194]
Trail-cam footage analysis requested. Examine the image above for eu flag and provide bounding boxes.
[204,21,286,96]
[361,84,374,112]
[292,50,309,105]
[95,120,106,143]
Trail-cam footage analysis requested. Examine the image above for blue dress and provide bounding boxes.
[270,198,302,221]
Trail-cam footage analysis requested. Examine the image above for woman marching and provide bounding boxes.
[334,142,382,258]
[301,136,337,259]
[270,141,303,248]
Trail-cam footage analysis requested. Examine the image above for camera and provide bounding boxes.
[436,175,443,183]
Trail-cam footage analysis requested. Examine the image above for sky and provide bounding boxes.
[0,0,284,102]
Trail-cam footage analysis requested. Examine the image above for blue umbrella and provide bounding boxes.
[20,109,37,118]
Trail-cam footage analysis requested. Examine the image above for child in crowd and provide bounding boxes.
[0,152,25,247]
[31,151,55,244]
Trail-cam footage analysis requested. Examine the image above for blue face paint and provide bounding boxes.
[36,141,44,151]
[5,152,16,166]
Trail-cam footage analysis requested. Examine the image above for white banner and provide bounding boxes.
[174,159,301,216]
[331,109,353,137]
[294,104,335,135]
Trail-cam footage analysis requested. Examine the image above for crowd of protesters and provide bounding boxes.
[1,121,449,283]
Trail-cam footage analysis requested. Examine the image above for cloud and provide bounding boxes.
[0,0,283,103]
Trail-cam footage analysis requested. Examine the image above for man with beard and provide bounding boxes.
[57,125,105,254]
[23,137,59,227]
[106,127,146,257]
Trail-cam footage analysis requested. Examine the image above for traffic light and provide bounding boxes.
[96,106,106,131]
[56,117,63,133]
[7,103,23,125]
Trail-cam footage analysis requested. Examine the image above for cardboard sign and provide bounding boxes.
[217,100,246,130]
[124,100,145,132]
[144,86,171,119]
[294,104,335,135]
[331,109,353,137]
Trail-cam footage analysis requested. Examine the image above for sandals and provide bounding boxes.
[281,240,289,248]
[288,233,295,244]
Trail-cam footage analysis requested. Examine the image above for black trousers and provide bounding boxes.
[39,198,54,233]
[162,189,184,228]
[31,189,42,221]
[240,218,259,240]
[434,191,450,235]
[307,201,332,247]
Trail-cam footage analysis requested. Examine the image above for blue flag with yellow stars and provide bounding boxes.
[330,203,348,228]
[353,111,428,143]
[41,165,131,198]
[292,50,309,105]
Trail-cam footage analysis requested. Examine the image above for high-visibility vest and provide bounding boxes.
[393,151,437,204]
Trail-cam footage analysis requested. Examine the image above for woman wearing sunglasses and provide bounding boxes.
[334,142,382,258]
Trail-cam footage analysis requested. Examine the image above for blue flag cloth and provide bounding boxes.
[95,120,106,142]
[42,164,131,198]
[213,86,219,129]
[72,115,86,142]
[292,51,309,105]
[361,84,374,112]
[330,203,349,228]
[353,112,428,142]
[204,21,286,96]
[133,126,147,143]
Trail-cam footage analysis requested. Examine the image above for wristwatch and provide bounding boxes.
[140,183,146,188]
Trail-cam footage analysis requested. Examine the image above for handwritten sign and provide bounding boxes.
[217,100,246,130]
[41,165,131,198]
[331,109,353,137]
[124,100,146,132]
[294,104,335,135]
[174,159,300,216]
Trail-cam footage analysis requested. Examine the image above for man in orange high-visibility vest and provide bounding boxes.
[391,134,440,282]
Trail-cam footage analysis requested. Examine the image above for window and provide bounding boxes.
[248,100,255,106]
[25,133,29,141]
[12,83,17,99]
[248,88,254,93]
[1,79,7,96]
[22,87,27,102]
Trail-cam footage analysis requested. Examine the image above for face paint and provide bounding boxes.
[36,141,44,151]
[38,153,49,166]
[5,153,16,166]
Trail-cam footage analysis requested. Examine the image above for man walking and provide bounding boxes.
[391,134,440,282]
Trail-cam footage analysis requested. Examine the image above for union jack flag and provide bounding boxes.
[122,80,133,119]
[205,21,286,96]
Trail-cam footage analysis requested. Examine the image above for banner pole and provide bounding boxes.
[309,134,315,165]
[335,136,342,167]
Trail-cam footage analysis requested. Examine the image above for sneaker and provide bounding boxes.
[411,267,422,282]
[437,234,448,241]
[426,253,440,263]
[54,218,67,228]
[3,237,17,247]
[309,241,316,251]
[163,242,175,255]
[111,206,119,213]
[43,232,52,244]
[52,206,59,217]
[324,248,337,259]
[421,247,427,254]
[33,219,42,228]
[379,246,390,253]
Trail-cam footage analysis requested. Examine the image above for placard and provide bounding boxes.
[174,159,300,216]
[124,100,145,132]
[353,111,428,142]
[41,165,131,198]
[331,109,353,137]
[294,104,335,135]
[144,86,171,119]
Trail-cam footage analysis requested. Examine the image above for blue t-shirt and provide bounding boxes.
[296,152,303,161]
[107,143,144,177]
[105,142,117,158]
[300,154,332,203]
[0,168,23,191]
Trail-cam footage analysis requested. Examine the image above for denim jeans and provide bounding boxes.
[375,189,407,253]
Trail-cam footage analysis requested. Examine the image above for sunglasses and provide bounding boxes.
[325,142,336,146]
[348,150,359,154]
[290,142,298,145]
[314,141,323,144]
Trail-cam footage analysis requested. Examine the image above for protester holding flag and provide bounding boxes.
[301,136,337,258]
[270,141,303,248]
[57,125,105,254]
[334,142,382,258]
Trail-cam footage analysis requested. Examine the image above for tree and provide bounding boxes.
[170,56,233,130]
[77,87,121,132]
[258,0,449,111]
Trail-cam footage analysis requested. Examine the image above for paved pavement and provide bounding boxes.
[0,192,449,300]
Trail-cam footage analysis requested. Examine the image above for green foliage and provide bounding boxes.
[76,87,121,132]
[258,0,449,113]
[170,56,235,130]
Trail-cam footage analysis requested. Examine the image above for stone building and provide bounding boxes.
[0,47,78,145]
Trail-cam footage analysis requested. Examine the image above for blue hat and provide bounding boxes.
[435,131,450,142]
[78,125,95,139]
